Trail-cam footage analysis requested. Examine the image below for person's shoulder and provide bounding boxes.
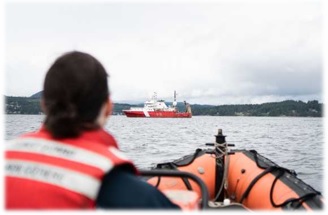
[98,167,180,209]
[8,128,45,140]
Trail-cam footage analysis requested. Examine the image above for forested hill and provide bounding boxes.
[4,95,323,117]
[190,100,322,117]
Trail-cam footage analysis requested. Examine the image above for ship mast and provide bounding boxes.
[172,90,177,107]
[152,92,157,101]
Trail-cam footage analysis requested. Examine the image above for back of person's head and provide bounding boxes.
[42,51,109,139]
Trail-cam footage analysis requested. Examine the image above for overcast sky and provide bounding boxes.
[4,0,323,105]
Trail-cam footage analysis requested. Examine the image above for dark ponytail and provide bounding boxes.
[43,51,109,139]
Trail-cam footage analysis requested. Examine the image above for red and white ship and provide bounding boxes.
[123,91,192,118]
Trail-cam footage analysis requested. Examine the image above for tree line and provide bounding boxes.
[4,96,323,117]
[190,100,322,117]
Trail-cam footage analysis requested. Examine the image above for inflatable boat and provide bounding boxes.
[141,129,323,211]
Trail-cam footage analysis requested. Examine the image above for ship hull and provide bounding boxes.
[123,110,191,118]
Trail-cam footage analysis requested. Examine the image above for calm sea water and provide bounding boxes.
[4,115,324,193]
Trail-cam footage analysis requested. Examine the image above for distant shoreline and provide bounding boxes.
[4,114,322,118]
[5,96,323,117]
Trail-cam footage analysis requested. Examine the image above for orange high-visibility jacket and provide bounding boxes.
[5,127,136,209]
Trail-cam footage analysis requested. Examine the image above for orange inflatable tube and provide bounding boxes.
[147,150,217,199]
[146,148,323,211]
[226,150,323,210]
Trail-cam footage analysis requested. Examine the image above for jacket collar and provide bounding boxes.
[37,125,118,148]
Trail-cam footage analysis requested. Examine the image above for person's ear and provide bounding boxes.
[40,98,47,114]
[96,97,113,127]
[105,98,113,117]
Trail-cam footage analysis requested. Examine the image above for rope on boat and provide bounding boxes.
[213,142,230,201]
[269,168,321,208]
[239,150,321,209]
[153,148,204,191]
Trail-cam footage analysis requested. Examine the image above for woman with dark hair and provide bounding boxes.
[5,51,179,209]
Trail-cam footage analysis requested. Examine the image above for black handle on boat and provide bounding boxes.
[139,170,209,209]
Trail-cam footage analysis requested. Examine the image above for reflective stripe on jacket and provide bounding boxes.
[5,127,137,209]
